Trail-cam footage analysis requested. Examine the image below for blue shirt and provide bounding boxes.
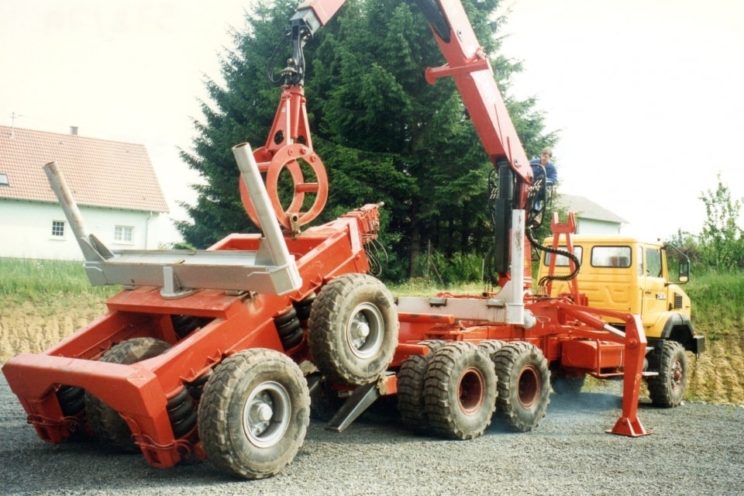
[530,158,557,185]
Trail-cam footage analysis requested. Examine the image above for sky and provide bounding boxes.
[499,0,744,239]
[1,0,743,243]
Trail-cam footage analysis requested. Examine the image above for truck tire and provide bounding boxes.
[198,348,310,479]
[397,341,446,432]
[171,315,210,338]
[478,340,505,362]
[419,339,446,352]
[647,340,688,407]
[550,370,586,395]
[308,274,398,386]
[493,342,550,432]
[57,385,85,416]
[423,342,497,440]
[85,337,171,451]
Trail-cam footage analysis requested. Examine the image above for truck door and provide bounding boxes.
[640,245,667,328]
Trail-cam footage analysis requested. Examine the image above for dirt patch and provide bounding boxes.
[688,334,744,405]
[0,295,106,363]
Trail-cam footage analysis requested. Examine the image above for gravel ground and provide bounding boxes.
[1,376,743,496]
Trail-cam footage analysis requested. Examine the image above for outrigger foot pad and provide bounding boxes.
[608,416,651,437]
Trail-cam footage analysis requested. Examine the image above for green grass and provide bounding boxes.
[388,279,491,297]
[1,258,741,338]
[0,258,118,302]
[685,270,744,338]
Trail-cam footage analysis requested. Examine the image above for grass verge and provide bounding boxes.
[685,270,744,339]
[0,258,118,303]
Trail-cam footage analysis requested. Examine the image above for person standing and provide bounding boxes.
[529,148,558,217]
[530,147,557,185]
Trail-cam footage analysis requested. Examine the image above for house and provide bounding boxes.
[556,193,626,234]
[0,125,168,260]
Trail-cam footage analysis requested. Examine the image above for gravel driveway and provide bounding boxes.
[1,376,742,496]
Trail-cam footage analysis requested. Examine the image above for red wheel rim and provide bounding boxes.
[517,365,540,408]
[457,367,485,414]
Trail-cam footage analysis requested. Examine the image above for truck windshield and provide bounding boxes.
[645,247,663,277]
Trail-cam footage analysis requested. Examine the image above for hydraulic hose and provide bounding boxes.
[525,226,581,287]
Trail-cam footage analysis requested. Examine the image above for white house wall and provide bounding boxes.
[0,200,165,260]
[576,218,621,235]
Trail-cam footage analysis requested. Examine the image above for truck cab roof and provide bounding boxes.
[542,235,662,248]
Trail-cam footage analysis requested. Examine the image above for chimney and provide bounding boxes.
[70,126,78,136]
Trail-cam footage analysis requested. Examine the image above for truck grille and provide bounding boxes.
[674,293,683,309]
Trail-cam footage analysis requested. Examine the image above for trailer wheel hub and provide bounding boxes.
[457,367,485,414]
[347,303,384,359]
[242,381,291,448]
[517,366,540,408]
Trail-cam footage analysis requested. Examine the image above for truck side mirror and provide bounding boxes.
[678,260,690,284]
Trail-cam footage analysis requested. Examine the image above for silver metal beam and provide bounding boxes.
[42,144,303,297]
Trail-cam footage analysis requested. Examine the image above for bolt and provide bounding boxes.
[256,403,273,422]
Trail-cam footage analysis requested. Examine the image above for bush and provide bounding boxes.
[411,250,484,286]
[698,176,744,271]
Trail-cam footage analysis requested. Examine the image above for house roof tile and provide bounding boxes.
[0,125,168,213]
[557,193,627,224]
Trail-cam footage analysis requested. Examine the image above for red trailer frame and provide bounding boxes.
[3,203,383,467]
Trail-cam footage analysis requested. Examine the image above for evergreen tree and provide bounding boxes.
[179,0,556,280]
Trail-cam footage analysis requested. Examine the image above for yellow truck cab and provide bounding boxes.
[537,236,705,406]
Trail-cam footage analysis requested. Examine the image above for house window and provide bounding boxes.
[51,220,65,237]
[0,172,8,186]
[114,225,134,243]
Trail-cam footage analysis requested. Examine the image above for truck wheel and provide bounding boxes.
[423,343,497,440]
[198,349,310,479]
[647,340,688,407]
[493,342,551,432]
[308,274,398,386]
[550,371,586,395]
[85,337,171,451]
[478,340,505,362]
[57,385,85,416]
[397,341,445,432]
[419,339,446,352]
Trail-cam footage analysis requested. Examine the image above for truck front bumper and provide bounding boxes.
[690,335,705,354]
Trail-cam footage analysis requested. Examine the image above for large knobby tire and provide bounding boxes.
[647,340,688,407]
[308,274,398,386]
[478,340,505,362]
[57,385,85,416]
[550,370,586,395]
[85,337,171,451]
[423,342,498,440]
[198,349,310,479]
[493,342,551,432]
[397,341,446,432]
